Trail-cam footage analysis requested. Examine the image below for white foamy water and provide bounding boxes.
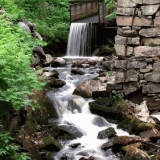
[66,23,97,57]
[46,59,129,160]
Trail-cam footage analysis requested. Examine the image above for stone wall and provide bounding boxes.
[105,0,160,101]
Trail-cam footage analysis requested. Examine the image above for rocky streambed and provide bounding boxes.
[15,55,160,160]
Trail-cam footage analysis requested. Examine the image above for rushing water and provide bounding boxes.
[46,58,129,160]
[66,23,98,57]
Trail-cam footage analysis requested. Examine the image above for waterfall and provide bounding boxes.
[46,58,129,160]
[66,23,97,57]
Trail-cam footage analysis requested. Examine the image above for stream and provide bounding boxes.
[46,57,129,160]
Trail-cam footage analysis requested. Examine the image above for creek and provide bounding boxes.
[46,23,129,160]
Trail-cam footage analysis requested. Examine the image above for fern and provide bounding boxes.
[0,14,45,115]
[0,127,30,160]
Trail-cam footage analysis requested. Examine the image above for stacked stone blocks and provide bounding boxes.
[110,0,160,96]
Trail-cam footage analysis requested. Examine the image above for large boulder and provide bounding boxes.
[73,80,105,98]
[52,57,66,67]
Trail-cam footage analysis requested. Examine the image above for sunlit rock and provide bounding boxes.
[18,22,31,33]
[117,0,137,7]
[117,7,136,16]
[73,80,105,98]
[124,146,151,160]
[139,28,160,37]
[134,101,155,123]
[114,44,133,57]
[134,46,160,57]
[43,54,54,66]
[143,0,160,5]
[130,0,143,4]
[141,5,159,15]
[52,57,66,67]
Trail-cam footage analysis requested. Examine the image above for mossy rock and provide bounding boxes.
[42,136,62,151]
[44,98,59,118]
[58,124,83,138]
[57,135,77,140]
[97,127,116,139]
[24,121,37,135]
[94,97,114,106]
[118,115,155,135]
[33,107,48,124]
[23,140,41,160]
[117,115,132,131]
[89,101,122,120]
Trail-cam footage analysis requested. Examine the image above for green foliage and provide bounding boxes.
[1,0,70,42]
[104,0,116,21]
[0,14,45,114]
[0,126,30,160]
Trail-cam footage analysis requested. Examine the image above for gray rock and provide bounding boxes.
[142,38,160,46]
[117,7,136,15]
[123,82,140,95]
[33,31,43,40]
[147,83,160,93]
[115,72,125,83]
[58,125,83,138]
[130,0,143,4]
[73,80,105,98]
[143,0,160,5]
[52,57,66,67]
[127,61,147,69]
[134,46,160,57]
[18,22,31,33]
[145,72,160,82]
[139,28,160,37]
[115,44,133,57]
[115,60,127,69]
[141,5,159,16]
[153,62,160,72]
[97,127,116,139]
[117,0,137,7]
[139,74,144,80]
[43,54,54,66]
[126,70,138,82]
[102,61,115,70]
[115,35,140,45]
[140,68,152,73]
[154,17,160,27]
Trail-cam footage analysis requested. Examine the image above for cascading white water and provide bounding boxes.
[66,23,97,57]
[46,58,129,160]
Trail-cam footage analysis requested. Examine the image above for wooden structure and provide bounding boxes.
[69,0,107,23]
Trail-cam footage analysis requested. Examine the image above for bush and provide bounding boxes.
[0,13,45,115]
[1,0,70,42]
[0,126,30,160]
[105,0,116,21]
